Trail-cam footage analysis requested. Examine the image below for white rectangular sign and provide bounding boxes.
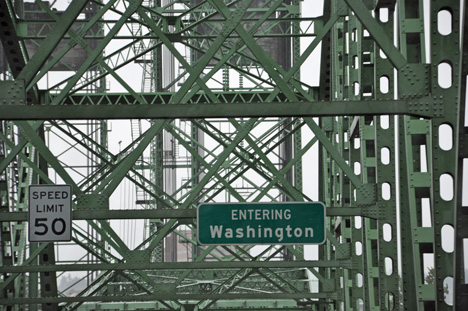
[28,184,72,242]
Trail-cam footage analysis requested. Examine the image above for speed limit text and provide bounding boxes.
[35,204,66,213]
[31,190,70,200]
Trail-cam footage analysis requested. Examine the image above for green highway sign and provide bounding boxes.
[197,202,326,245]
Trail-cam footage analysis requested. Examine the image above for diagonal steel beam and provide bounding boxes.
[304,118,362,187]
[170,0,254,104]
[210,1,361,192]
[189,120,292,202]
[179,118,258,210]
[210,0,298,101]
[17,0,89,86]
[0,0,27,78]
[254,136,318,201]
[14,121,82,192]
[266,11,341,100]
[191,119,303,203]
[167,119,259,289]
[51,0,143,106]
[230,119,305,200]
[344,0,407,69]
[166,126,245,202]
[98,120,168,197]
[50,121,181,209]
[136,7,218,102]
[0,131,51,184]
[0,242,48,293]
[209,2,362,193]
[0,121,43,174]
[13,119,169,293]
[181,0,286,101]
[26,0,118,90]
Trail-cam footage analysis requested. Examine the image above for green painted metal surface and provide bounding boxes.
[0,0,466,310]
[197,202,326,245]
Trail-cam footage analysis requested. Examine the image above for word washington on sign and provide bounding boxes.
[209,223,314,243]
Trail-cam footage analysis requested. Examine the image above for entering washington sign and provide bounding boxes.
[197,202,326,245]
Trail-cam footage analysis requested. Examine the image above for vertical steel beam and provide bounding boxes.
[429,0,462,309]
[454,3,468,308]
[398,1,434,309]
[374,7,399,310]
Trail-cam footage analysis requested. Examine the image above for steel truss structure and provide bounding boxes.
[0,0,467,310]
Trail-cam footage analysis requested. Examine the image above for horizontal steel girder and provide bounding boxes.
[0,96,442,120]
[0,206,382,222]
[5,292,336,305]
[0,259,351,273]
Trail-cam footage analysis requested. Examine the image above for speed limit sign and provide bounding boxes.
[28,185,72,242]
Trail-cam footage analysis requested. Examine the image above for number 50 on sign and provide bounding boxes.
[28,185,72,242]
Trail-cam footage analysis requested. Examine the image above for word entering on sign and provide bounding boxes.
[231,208,291,220]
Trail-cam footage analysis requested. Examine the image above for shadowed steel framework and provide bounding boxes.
[0,0,467,310]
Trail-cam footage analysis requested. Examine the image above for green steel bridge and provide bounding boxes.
[0,0,467,310]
